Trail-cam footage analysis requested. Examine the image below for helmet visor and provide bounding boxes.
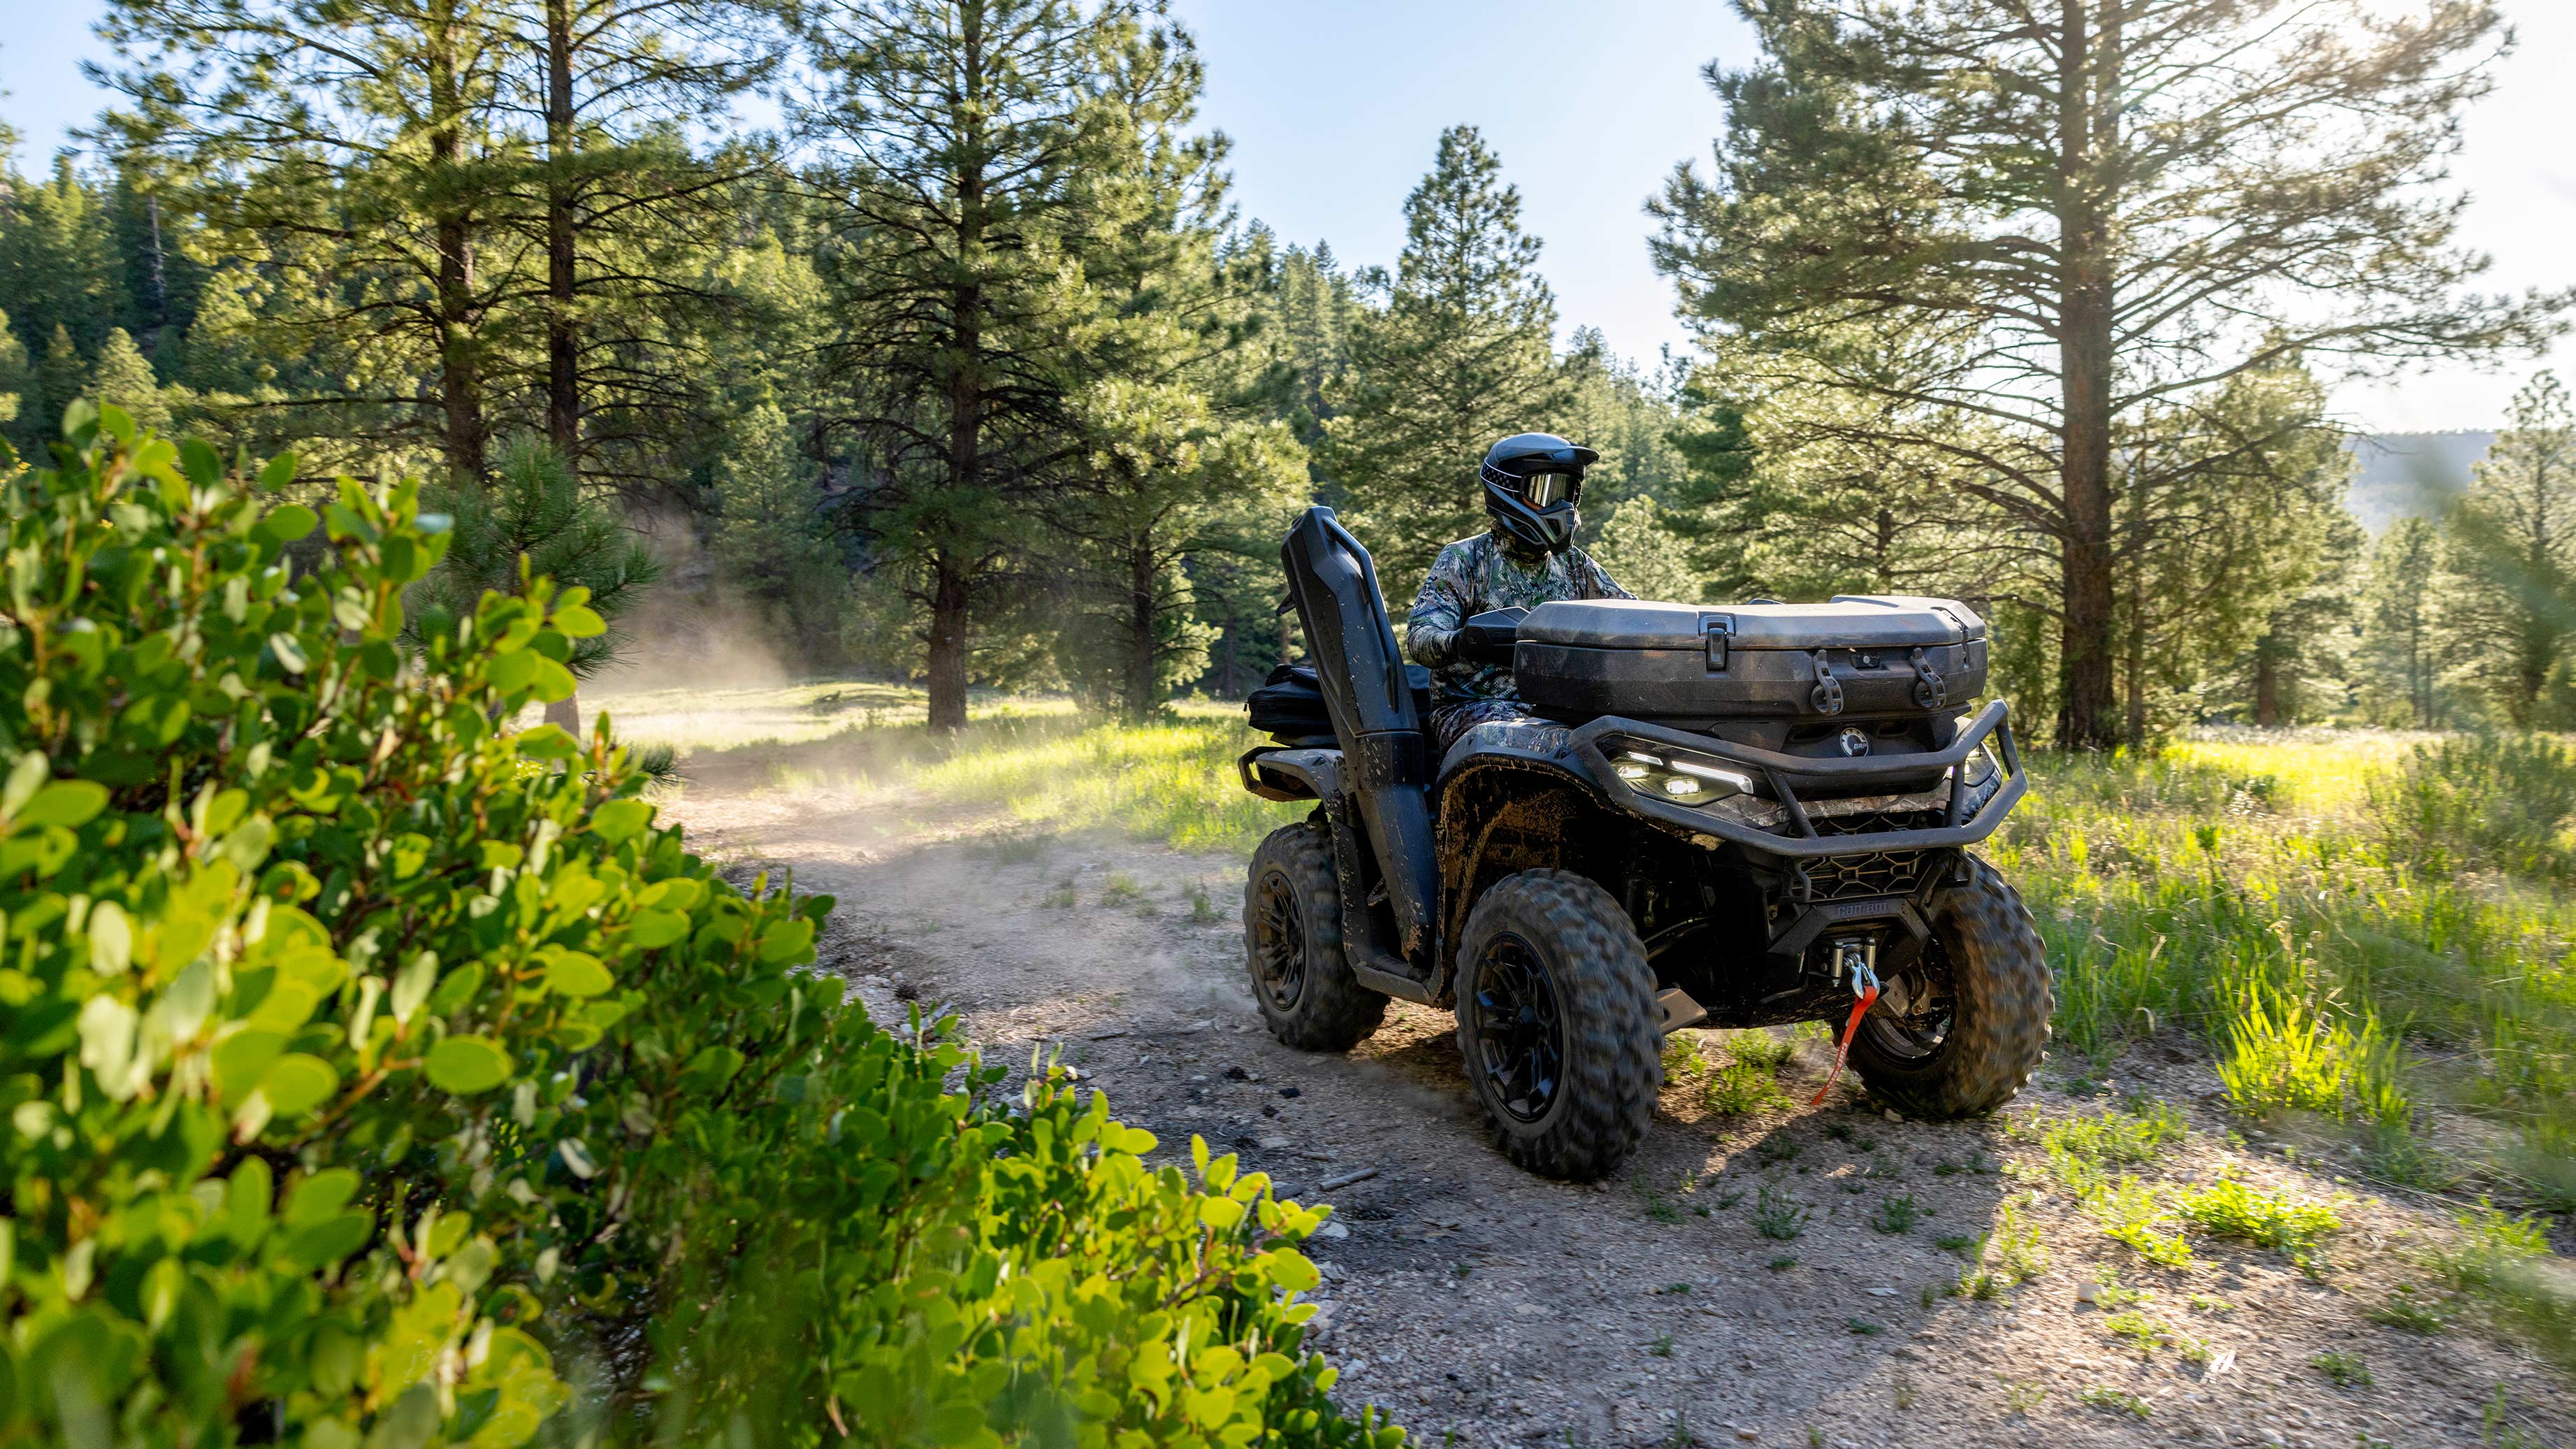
[1522,473,1579,508]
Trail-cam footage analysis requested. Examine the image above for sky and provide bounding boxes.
[5,0,2572,433]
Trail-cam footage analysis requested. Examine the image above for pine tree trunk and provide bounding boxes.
[2053,0,2120,751]
[926,556,969,735]
[141,196,169,353]
[2122,582,2146,747]
[1125,538,1157,720]
[428,13,487,484]
[2255,647,2280,728]
[544,0,580,461]
[924,6,987,737]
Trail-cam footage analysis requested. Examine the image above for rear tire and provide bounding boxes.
[1453,870,1662,1181]
[1244,821,1387,1051]
[1850,856,2050,1117]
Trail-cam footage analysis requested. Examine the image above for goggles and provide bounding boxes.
[1521,472,1580,508]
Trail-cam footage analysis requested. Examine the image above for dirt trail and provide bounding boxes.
[668,782,2573,1449]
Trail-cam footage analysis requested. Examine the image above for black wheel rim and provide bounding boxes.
[1470,932,1564,1123]
[1251,870,1307,1012]
[1862,937,1955,1062]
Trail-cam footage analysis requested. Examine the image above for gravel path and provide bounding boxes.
[669,784,2574,1449]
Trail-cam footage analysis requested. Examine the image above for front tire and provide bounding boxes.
[1243,821,1387,1051]
[1849,856,2051,1117]
[1453,870,1662,1181]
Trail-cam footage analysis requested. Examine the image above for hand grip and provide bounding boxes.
[1459,607,1528,665]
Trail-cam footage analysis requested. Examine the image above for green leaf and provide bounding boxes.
[285,1168,361,1227]
[552,604,606,637]
[514,726,580,761]
[259,1053,340,1117]
[254,504,318,546]
[212,1029,287,1095]
[424,1035,513,1095]
[257,452,296,491]
[268,633,309,675]
[281,1211,372,1271]
[487,650,540,693]
[179,438,223,487]
[529,655,577,703]
[17,779,108,829]
[588,799,653,843]
[87,900,132,974]
[544,951,613,998]
[628,910,688,949]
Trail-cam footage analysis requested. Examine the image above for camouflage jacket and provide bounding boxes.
[1405,528,1630,702]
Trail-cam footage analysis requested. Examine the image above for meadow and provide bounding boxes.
[623,689,2576,1221]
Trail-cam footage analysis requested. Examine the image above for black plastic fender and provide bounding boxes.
[1280,507,1440,967]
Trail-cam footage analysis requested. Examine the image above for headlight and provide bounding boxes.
[1608,745,1753,805]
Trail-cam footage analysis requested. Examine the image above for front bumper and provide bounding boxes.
[1565,699,2027,859]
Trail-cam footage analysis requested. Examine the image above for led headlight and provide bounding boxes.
[1608,745,1754,806]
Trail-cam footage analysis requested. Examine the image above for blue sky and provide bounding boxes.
[6,0,2572,431]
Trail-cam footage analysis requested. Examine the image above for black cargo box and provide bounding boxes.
[1511,596,1988,733]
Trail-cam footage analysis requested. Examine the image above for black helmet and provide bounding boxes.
[1480,432,1598,554]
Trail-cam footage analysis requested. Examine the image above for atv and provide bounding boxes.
[1235,507,2049,1181]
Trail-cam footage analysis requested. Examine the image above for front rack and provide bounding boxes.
[1565,698,2027,859]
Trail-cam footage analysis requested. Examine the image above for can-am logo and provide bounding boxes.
[1835,727,1872,757]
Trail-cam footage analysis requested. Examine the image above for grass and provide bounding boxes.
[2102,1310,2173,1355]
[2309,1350,2374,1388]
[1997,736,2576,1209]
[2077,1386,2152,1420]
[2433,1205,2576,1370]
[1754,1184,1810,1241]
[2174,1178,2342,1269]
[1701,1030,1795,1117]
[2371,1285,2449,1334]
[1870,1194,1923,1234]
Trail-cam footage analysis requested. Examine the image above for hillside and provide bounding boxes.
[2347,431,2496,531]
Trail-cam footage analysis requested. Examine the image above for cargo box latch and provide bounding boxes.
[1810,649,1844,714]
[1703,616,1731,672]
[1909,647,1948,708]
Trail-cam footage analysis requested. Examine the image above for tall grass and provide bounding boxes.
[1996,737,2576,1208]
[902,703,1288,853]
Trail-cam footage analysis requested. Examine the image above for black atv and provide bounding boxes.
[1235,507,2049,1181]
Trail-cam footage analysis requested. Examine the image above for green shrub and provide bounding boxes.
[0,408,1399,1449]
[2371,734,2576,881]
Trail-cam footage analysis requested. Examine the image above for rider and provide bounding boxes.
[1405,432,1631,753]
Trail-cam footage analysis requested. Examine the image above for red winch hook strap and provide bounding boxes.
[1809,984,1880,1107]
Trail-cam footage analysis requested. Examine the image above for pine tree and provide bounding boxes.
[101,0,526,482]
[2438,372,2576,726]
[797,0,1191,731]
[87,327,170,434]
[1591,496,1703,605]
[0,310,27,436]
[711,400,841,665]
[1325,125,1569,587]
[2114,353,2351,740]
[1652,0,2561,748]
[510,0,776,475]
[2360,516,2443,727]
[1555,329,1686,519]
[416,439,664,730]
[38,327,85,450]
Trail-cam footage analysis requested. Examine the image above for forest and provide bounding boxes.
[8,0,2569,744]
[8,1,2576,1446]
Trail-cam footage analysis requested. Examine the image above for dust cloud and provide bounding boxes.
[586,510,792,697]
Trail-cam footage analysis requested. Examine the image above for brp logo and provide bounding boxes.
[1835,727,1872,758]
